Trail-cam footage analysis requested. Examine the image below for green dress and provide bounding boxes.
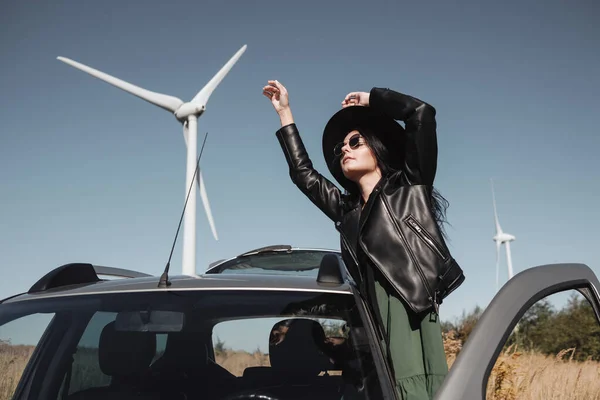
[359,249,448,400]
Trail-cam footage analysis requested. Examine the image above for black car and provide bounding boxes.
[2,244,599,400]
[0,250,394,400]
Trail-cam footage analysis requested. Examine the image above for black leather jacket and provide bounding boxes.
[275,88,464,314]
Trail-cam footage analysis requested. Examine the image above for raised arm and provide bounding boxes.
[264,81,343,222]
[342,88,438,185]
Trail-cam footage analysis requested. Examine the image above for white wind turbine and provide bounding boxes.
[58,45,247,276]
[491,179,516,291]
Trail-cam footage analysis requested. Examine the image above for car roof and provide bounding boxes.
[2,261,352,305]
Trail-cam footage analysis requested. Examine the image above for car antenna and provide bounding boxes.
[158,132,209,288]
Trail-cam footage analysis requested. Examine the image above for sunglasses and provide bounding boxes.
[333,134,366,157]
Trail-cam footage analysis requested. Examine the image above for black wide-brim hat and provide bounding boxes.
[322,106,405,194]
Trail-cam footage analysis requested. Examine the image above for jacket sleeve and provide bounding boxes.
[369,87,438,185]
[276,123,343,222]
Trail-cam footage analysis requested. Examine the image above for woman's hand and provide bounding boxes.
[342,91,370,108]
[263,80,294,126]
[263,80,289,113]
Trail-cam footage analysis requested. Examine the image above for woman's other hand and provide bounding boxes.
[263,80,294,126]
[342,91,370,108]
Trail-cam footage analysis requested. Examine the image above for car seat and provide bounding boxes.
[239,318,342,399]
[148,331,237,396]
[68,321,158,400]
[268,318,333,378]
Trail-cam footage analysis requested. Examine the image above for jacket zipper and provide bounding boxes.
[379,196,435,310]
[404,215,446,261]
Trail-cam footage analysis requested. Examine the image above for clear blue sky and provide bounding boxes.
[1,0,599,326]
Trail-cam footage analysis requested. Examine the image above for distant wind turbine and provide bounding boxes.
[491,179,516,291]
[57,45,247,276]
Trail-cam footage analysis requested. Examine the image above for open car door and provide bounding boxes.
[435,263,600,400]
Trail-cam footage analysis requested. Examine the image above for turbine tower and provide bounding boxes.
[491,179,516,291]
[58,45,247,276]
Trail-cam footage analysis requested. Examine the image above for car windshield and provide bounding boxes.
[1,289,383,400]
[209,250,343,276]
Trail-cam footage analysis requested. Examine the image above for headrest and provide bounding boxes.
[98,321,156,377]
[269,318,332,376]
[161,332,208,369]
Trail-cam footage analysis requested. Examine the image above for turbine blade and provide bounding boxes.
[57,57,184,113]
[197,169,219,240]
[184,123,218,240]
[490,179,503,234]
[191,45,247,106]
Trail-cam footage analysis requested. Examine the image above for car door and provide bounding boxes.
[435,262,600,400]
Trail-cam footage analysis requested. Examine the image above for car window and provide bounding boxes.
[63,312,115,395]
[212,317,348,377]
[209,250,343,276]
[0,312,54,399]
[60,312,168,396]
[483,289,600,399]
[0,289,383,400]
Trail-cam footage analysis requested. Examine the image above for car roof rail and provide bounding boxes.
[208,259,226,269]
[316,254,345,285]
[93,265,152,279]
[28,263,152,294]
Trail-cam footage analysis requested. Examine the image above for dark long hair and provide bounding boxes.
[344,126,450,238]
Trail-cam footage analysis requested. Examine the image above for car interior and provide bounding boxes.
[1,289,382,400]
[62,316,372,400]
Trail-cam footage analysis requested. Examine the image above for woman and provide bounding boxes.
[263,80,464,399]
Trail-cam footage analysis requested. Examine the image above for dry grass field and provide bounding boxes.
[0,341,33,400]
[3,336,600,400]
[443,330,600,400]
[215,348,270,376]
